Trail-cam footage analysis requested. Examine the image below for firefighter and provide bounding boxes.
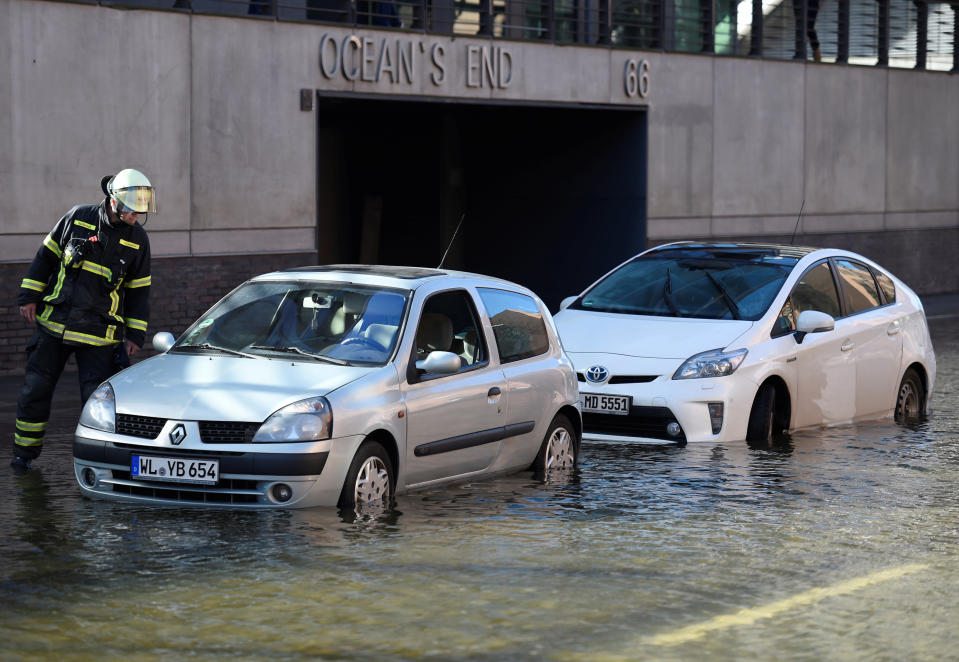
[12,169,155,472]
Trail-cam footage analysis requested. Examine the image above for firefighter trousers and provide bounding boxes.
[14,330,116,461]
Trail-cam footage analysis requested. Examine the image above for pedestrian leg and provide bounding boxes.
[75,344,117,404]
[15,332,72,463]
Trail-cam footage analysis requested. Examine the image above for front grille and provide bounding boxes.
[116,414,166,439]
[199,421,259,444]
[609,375,658,385]
[583,406,685,442]
[112,443,245,457]
[109,470,260,504]
[577,373,658,384]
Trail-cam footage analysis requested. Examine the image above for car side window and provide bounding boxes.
[477,288,550,363]
[836,259,881,314]
[772,261,841,337]
[874,269,896,305]
[413,290,487,377]
[772,298,797,337]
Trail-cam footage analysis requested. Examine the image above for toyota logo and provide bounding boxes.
[169,423,187,446]
[585,365,610,383]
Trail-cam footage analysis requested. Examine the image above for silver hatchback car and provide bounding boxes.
[73,265,581,509]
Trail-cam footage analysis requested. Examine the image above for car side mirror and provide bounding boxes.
[794,310,835,344]
[415,351,462,375]
[559,296,577,311]
[152,332,175,353]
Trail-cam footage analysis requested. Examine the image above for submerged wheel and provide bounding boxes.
[338,441,394,512]
[533,414,577,474]
[746,384,777,443]
[894,368,925,424]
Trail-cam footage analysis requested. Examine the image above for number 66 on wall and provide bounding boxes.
[624,59,650,99]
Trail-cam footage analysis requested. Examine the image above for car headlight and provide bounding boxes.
[254,397,333,442]
[79,383,116,432]
[672,348,748,380]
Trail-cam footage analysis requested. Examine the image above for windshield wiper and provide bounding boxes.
[174,343,258,359]
[249,344,350,365]
[704,271,742,320]
[663,268,680,317]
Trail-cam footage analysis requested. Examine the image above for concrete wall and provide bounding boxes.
[0,0,192,258]
[3,1,957,258]
[1,1,957,286]
[645,58,959,245]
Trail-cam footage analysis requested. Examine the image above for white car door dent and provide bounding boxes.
[793,319,856,427]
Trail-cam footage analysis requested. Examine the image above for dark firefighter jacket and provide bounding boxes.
[17,199,151,348]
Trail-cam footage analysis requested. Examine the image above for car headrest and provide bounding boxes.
[342,291,368,316]
[416,313,453,353]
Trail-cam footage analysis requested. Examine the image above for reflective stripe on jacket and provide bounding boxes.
[17,199,152,347]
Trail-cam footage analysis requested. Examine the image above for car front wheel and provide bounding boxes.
[746,384,778,443]
[894,368,925,424]
[338,440,394,512]
[533,414,577,474]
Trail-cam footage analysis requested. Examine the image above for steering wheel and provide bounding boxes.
[339,336,388,353]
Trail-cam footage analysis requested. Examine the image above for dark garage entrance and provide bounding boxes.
[317,96,647,310]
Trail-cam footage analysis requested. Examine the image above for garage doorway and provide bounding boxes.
[317,96,647,310]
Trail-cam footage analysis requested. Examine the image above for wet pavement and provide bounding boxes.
[0,296,957,661]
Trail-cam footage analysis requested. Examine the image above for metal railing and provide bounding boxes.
[86,0,959,70]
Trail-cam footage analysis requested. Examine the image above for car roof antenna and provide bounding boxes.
[789,199,805,246]
[438,214,466,269]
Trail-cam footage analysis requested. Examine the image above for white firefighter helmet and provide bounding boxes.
[101,169,157,214]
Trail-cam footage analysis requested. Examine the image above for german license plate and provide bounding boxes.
[131,454,219,485]
[582,393,631,415]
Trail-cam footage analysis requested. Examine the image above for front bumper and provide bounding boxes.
[578,376,751,444]
[73,425,365,508]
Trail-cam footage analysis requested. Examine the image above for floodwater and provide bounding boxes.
[1,318,957,662]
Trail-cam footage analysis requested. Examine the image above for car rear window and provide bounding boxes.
[836,259,881,314]
[572,254,794,320]
[874,270,896,304]
[477,288,549,363]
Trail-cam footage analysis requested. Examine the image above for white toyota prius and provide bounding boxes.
[73,265,580,509]
[553,242,936,445]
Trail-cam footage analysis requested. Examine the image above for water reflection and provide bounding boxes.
[0,318,957,660]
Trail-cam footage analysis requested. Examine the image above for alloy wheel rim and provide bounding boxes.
[546,428,574,470]
[354,456,390,504]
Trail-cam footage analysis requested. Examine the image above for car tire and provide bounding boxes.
[894,368,925,424]
[338,440,394,512]
[533,414,577,474]
[746,384,778,443]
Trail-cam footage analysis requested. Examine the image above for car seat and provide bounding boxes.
[327,291,368,338]
[415,313,453,357]
[337,292,406,347]
[449,329,478,365]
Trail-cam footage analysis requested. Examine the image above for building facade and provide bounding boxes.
[1,0,957,374]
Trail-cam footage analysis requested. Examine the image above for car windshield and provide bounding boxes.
[573,250,796,320]
[173,281,410,365]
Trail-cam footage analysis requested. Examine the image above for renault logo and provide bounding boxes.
[169,423,187,446]
[585,365,610,383]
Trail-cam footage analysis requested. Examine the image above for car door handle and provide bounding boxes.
[488,387,502,397]
[887,321,901,336]
[841,341,855,352]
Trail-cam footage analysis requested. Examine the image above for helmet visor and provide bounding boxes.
[114,186,157,214]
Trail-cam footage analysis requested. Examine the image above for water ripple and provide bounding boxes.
[0,320,957,660]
